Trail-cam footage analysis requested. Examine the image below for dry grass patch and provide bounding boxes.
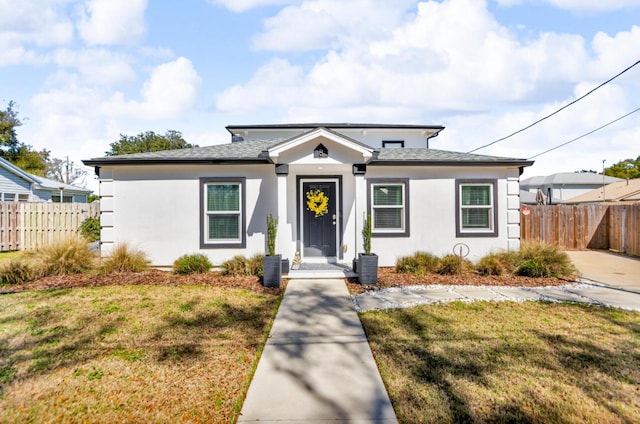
[361,302,640,423]
[0,285,280,423]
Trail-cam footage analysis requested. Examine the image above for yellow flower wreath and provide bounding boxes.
[306,189,329,218]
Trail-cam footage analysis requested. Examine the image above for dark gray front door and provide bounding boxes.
[302,181,337,257]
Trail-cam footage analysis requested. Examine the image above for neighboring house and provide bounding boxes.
[521,172,622,204]
[0,157,91,203]
[565,178,640,204]
[83,123,533,267]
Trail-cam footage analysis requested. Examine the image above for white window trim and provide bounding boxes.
[367,180,410,237]
[200,177,246,249]
[456,180,498,237]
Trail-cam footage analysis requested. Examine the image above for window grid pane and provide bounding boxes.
[374,208,402,229]
[207,184,239,212]
[208,215,239,239]
[462,185,490,206]
[462,208,490,228]
[373,185,403,206]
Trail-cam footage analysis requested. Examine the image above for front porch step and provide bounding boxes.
[284,263,356,279]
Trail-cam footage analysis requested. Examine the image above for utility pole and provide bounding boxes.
[602,159,606,202]
[65,156,70,184]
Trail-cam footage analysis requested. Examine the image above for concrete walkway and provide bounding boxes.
[238,279,397,423]
[353,283,640,312]
[565,250,640,293]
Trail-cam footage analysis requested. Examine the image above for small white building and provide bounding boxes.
[0,157,91,203]
[83,124,533,267]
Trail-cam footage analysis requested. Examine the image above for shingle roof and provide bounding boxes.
[373,148,532,166]
[564,178,640,203]
[521,172,621,187]
[83,139,283,165]
[83,139,532,167]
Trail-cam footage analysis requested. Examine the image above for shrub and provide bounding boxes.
[396,251,440,275]
[33,238,98,276]
[476,253,504,276]
[0,260,35,285]
[514,241,575,277]
[79,217,100,242]
[173,254,212,275]
[516,258,549,277]
[221,254,263,276]
[436,254,472,275]
[101,243,150,273]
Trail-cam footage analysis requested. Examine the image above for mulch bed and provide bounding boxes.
[345,267,576,295]
[1,267,574,296]
[0,269,284,295]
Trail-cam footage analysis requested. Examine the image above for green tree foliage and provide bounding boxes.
[604,156,640,180]
[106,130,196,156]
[0,101,49,175]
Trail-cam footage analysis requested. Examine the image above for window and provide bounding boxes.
[200,178,246,248]
[17,194,29,202]
[382,140,404,148]
[3,193,15,202]
[367,179,410,237]
[456,180,498,237]
[52,195,72,203]
[313,143,328,158]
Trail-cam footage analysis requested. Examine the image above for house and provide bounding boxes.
[0,157,91,203]
[520,172,622,204]
[82,123,533,267]
[564,178,640,204]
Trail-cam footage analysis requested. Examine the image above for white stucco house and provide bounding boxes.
[0,157,91,203]
[83,124,533,267]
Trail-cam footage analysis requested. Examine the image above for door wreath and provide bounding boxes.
[306,189,329,218]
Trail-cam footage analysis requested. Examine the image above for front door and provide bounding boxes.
[302,181,337,258]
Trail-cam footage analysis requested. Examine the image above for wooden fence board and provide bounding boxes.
[521,203,639,257]
[0,202,99,252]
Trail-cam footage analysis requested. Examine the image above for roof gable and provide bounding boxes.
[268,127,374,163]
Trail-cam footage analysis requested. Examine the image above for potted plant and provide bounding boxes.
[358,214,378,285]
[262,214,281,288]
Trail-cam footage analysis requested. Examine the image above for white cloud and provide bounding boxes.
[253,0,415,51]
[53,48,137,85]
[104,57,202,120]
[210,0,298,13]
[77,0,148,45]
[544,0,640,12]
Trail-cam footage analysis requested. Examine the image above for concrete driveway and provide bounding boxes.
[565,250,640,293]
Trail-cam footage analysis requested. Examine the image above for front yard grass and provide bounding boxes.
[361,301,640,423]
[0,285,280,423]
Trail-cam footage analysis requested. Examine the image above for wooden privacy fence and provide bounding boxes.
[520,203,640,256]
[0,202,100,252]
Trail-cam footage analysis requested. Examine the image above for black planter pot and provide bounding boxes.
[263,254,282,288]
[352,258,358,273]
[281,258,290,275]
[358,253,378,285]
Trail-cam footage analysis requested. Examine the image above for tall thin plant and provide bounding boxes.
[266,214,277,256]
[362,214,372,255]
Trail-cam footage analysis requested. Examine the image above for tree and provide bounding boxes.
[106,130,196,156]
[604,156,640,180]
[0,102,49,175]
[45,157,88,187]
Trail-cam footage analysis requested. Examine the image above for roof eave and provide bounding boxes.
[82,158,271,166]
[368,159,535,167]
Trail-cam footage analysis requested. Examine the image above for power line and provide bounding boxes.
[528,106,640,159]
[467,58,640,153]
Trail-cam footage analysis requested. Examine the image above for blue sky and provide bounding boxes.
[2,0,640,191]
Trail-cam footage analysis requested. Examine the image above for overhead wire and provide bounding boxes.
[467,58,640,153]
[527,106,640,159]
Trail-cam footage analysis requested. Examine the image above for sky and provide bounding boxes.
[1,0,640,193]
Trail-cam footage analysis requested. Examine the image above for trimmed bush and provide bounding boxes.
[221,254,263,276]
[173,254,212,275]
[0,260,35,285]
[101,243,150,273]
[79,217,100,242]
[436,254,472,275]
[396,251,440,275]
[33,238,98,276]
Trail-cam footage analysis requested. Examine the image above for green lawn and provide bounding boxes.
[361,302,640,424]
[0,251,22,264]
[0,285,280,423]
